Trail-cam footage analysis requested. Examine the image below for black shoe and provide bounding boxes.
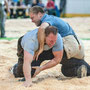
[77,65,87,78]
[18,77,25,82]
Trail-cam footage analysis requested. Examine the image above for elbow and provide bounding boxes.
[54,58,61,65]
[57,59,61,64]
[55,57,62,64]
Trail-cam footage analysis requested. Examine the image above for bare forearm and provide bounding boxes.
[38,27,45,50]
[23,62,32,81]
[23,50,33,87]
[41,58,60,71]
[41,50,63,71]
[36,23,49,56]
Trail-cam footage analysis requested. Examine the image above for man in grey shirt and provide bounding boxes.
[11,26,63,87]
[11,26,90,87]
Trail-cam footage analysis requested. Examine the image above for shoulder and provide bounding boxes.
[21,29,38,47]
[21,29,39,55]
[52,33,63,51]
[41,14,56,25]
[56,33,63,45]
[23,29,38,39]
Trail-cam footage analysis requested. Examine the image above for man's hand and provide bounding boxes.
[32,66,42,77]
[23,80,32,87]
[23,50,33,87]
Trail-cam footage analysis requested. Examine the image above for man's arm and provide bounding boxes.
[41,50,63,71]
[23,50,33,87]
[35,23,49,60]
[33,50,63,77]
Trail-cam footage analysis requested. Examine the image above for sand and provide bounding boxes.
[0,17,90,90]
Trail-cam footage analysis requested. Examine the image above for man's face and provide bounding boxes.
[45,33,57,48]
[30,12,41,26]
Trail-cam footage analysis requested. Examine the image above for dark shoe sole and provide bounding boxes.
[77,65,87,78]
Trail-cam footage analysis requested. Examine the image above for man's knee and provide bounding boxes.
[13,63,24,78]
[61,65,77,77]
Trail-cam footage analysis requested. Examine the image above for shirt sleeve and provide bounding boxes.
[45,20,53,26]
[21,38,35,56]
[52,33,63,51]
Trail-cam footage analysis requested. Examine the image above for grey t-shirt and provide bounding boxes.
[21,28,63,56]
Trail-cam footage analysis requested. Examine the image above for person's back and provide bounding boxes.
[21,28,63,55]
[41,14,75,37]
[21,29,39,55]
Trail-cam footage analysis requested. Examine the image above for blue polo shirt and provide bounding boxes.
[40,14,75,37]
[21,28,63,56]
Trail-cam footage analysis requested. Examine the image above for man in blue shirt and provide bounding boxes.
[29,6,84,62]
[29,6,90,81]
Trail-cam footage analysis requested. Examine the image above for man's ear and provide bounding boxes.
[38,12,42,18]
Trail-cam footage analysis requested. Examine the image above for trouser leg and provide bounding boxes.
[0,6,1,36]
[31,48,54,77]
[61,51,90,77]
[13,58,24,77]
[13,36,54,78]
[13,36,24,77]
[0,5,5,37]
[13,57,43,78]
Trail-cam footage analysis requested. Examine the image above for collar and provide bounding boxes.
[41,13,48,22]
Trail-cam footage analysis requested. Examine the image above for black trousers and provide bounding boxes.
[13,37,90,78]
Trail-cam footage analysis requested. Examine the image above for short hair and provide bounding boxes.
[45,26,58,37]
[30,6,44,14]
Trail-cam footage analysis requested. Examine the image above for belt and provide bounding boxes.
[74,35,80,45]
[74,35,81,50]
